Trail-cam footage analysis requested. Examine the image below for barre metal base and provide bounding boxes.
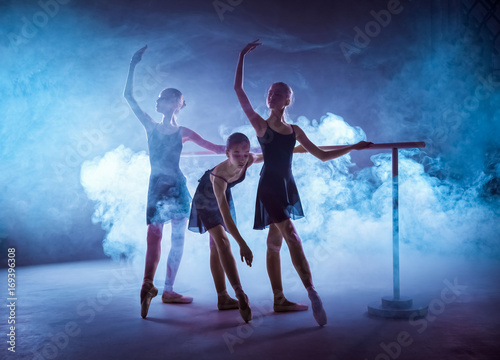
[368,296,428,319]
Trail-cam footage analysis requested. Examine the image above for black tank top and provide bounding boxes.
[258,125,295,176]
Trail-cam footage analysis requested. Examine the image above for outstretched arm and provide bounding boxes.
[211,177,253,266]
[124,45,155,133]
[293,144,350,153]
[293,125,372,162]
[293,145,310,154]
[250,152,263,164]
[234,40,267,137]
[180,127,226,154]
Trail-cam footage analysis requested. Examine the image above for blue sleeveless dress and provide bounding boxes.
[146,125,191,225]
[188,167,247,233]
[254,125,304,229]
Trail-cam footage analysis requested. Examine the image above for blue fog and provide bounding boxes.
[0,0,498,267]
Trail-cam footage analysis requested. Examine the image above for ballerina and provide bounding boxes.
[124,45,225,318]
[234,40,372,326]
[188,132,261,322]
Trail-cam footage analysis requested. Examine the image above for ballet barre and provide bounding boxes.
[180,141,427,157]
[182,140,429,318]
[315,141,426,150]
[299,140,429,317]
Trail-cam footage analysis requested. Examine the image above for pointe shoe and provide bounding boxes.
[273,298,308,312]
[218,296,239,310]
[161,291,193,304]
[308,289,327,326]
[140,283,158,319]
[236,293,252,322]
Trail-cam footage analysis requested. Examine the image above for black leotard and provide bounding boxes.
[146,125,191,225]
[188,167,247,233]
[254,125,304,229]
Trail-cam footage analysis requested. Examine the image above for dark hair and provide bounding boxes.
[160,88,186,108]
[226,132,250,150]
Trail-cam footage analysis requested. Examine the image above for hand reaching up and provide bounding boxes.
[240,39,261,57]
[130,45,147,66]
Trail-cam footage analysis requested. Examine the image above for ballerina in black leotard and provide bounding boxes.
[124,45,225,319]
[234,40,371,326]
[188,133,262,322]
[254,119,304,229]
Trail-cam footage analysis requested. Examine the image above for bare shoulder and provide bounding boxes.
[255,119,269,138]
[178,126,190,136]
[179,126,196,141]
[210,170,229,194]
[292,124,315,146]
[292,124,305,137]
[212,162,233,180]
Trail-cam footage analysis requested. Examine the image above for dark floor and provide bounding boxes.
[2,251,500,360]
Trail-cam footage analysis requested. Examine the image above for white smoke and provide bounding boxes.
[80,145,150,259]
[80,114,500,264]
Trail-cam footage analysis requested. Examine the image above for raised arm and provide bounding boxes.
[180,127,226,154]
[211,176,253,266]
[293,125,372,162]
[123,45,155,133]
[234,40,267,136]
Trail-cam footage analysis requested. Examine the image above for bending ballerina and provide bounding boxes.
[234,40,372,326]
[188,132,260,322]
[124,45,225,319]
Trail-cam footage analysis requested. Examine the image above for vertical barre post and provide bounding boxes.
[367,142,427,318]
[392,148,400,300]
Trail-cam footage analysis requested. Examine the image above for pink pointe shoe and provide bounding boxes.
[273,298,308,312]
[308,289,327,326]
[236,293,252,323]
[140,283,158,319]
[161,291,193,304]
[218,295,239,310]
